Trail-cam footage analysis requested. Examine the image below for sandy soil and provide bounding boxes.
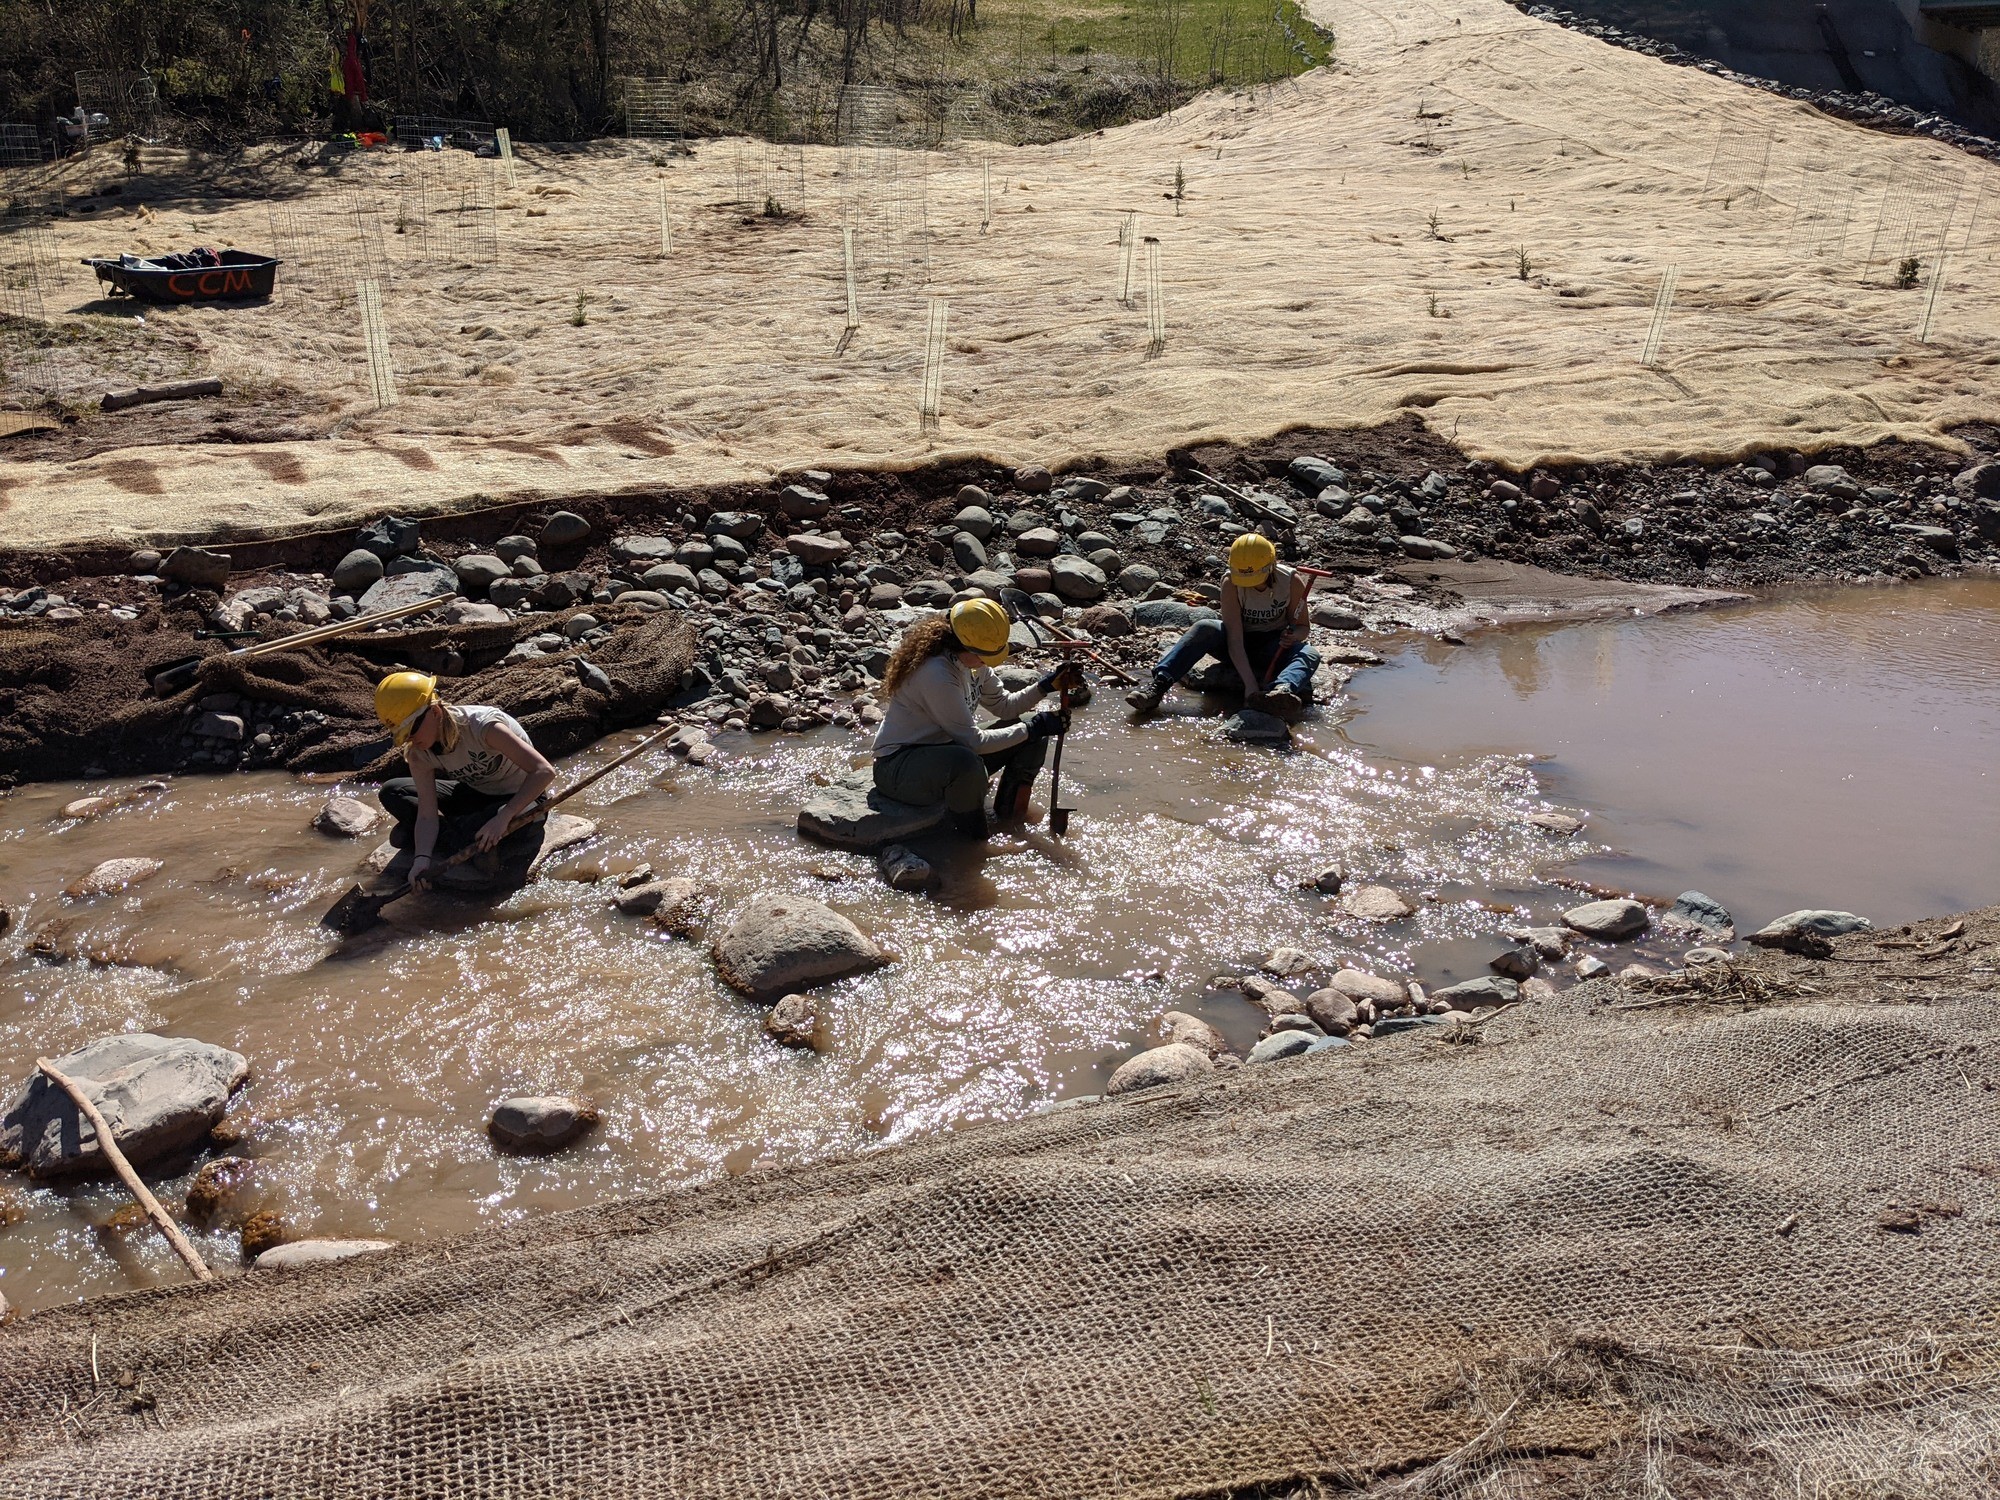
[5,0,2000,550]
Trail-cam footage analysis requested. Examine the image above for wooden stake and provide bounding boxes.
[34,1058,212,1283]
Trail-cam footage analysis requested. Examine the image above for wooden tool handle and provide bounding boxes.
[232,593,449,660]
[418,722,679,878]
[34,1059,213,1282]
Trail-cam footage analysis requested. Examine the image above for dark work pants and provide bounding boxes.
[379,776,538,861]
[874,733,1053,814]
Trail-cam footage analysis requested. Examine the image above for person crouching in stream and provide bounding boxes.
[872,598,1081,838]
[373,672,558,889]
[1124,531,1320,720]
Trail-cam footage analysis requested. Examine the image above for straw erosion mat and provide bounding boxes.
[1,912,1997,1496]
[10,0,2000,552]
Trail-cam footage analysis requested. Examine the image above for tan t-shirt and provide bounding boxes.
[406,705,532,794]
[1235,563,1297,634]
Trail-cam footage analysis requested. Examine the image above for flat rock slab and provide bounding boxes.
[1,1033,249,1179]
[1430,976,1520,1010]
[798,768,947,852]
[713,892,886,998]
[1247,1031,1317,1065]
[65,858,165,898]
[358,568,457,614]
[254,1239,396,1270]
[1747,910,1873,954]
[1340,886,1415,922]
[1389,559,1747,631]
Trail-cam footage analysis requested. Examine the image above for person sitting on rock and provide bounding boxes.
[373,672,557,889]
[1125,531,1320,720]
[872,598,1080,838]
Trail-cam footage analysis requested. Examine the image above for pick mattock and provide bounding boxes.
[1047,677,1078,838]
[318,721,679,936]
[1262,565,1336,685]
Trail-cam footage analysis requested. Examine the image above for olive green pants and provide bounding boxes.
[874,735,1051,813]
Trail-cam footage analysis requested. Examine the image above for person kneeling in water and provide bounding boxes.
[1125,531,1320,720]
[373,672,558,889]
[872,598,1080,837]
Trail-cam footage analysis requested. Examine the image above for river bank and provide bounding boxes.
[3,903,1994,1495]
[4,417,1997,786]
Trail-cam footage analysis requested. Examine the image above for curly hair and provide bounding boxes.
[878,614,960,701]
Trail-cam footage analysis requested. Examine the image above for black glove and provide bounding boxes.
[1036,661,1086,697]
[1025,709,1068,739]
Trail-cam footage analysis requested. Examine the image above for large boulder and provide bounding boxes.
[1158,1011,1230,1057]
[452,554,510,594]
[159,546,231,592]
[1429,976,1520,1010]
[1746,910,1873,954]
[1,1034,249,1179]
[1339,886,1414,922]
[713,893,886,997]
[1562,899,1650,941]
[1247,1031,1317,1065]
[1324,968,1408,1008]
[1289,456,1345,495]
[1661,891,1735,941]
[331,549,384,596]
[356,515,421,560]
[797,768,947,852]
[1132,599,1218,630]
[358,565,457,615]
[1049,556,1108,602]
[787,534,852,565]
[313,796,380,839]
[487,1095,599,1154]
[1304,989,1358,1035]
[1105,1042,1212,1096]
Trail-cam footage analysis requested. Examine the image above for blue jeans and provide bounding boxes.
[1151,621,1318,698]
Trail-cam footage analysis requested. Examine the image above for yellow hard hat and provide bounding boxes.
[948,597,1012,667]
[1229,532,1278,587]
[375,670,438,745]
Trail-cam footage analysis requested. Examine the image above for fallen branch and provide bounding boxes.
[99,378,223,413]
[34,1057,213,1283]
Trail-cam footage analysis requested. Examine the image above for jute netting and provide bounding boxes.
[1,967,1996,1497]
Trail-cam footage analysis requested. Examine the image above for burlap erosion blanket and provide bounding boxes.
[0,606,697,784]
[1,915,1996,1497]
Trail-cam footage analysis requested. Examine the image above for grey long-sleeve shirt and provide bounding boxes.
[871,653,1045,759]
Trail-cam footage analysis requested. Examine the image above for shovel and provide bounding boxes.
[318,720,678,936]
[148,594,451,696]
[1047,680,1077,838]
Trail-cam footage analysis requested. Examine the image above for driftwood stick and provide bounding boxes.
[33,1058,213,1283]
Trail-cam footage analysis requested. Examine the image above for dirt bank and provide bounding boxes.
[3,416,1995,785]
[2,904,1992,1496]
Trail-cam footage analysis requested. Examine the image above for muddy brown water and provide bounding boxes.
[3,577,1996,1311]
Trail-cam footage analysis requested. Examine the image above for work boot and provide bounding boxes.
[951,805,991,840]
[1248,686,1305,721]
[993,774,1036,826]
[1125,675,1168,717]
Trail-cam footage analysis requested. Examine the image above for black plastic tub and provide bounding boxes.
[82,249,280,304]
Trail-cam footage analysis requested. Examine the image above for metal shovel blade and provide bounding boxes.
[317,878,409,936]
[1049,805,1072,838]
